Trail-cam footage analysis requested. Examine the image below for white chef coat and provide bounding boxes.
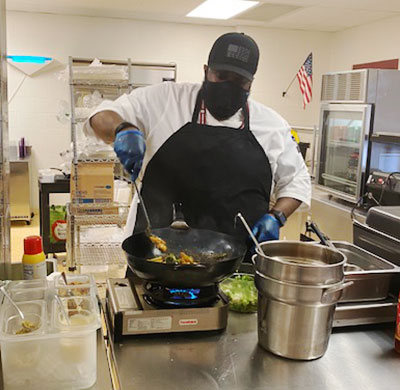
[85,82,311,238]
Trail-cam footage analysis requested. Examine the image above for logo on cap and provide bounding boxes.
[226,44,250,63]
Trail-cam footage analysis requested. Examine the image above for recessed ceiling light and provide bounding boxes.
[187,0,259,20]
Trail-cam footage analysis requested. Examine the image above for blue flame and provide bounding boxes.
[169,288,200,300]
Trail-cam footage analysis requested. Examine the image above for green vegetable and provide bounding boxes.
[164,253,178,264]
[220,274,257,313]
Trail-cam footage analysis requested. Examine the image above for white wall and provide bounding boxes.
[6,11,332,208]
[242,26,331,127]
[329,15,400,71]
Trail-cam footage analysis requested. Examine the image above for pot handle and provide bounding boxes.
[321,281,353,304]
[251,254,257,265]
[170,203,190,230]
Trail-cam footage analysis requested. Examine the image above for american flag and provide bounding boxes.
[296,53,313,109]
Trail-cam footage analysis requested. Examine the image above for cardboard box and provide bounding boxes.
[70,203,119,216]
[70,162,114,204]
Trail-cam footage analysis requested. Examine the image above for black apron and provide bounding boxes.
[133,89,273,245]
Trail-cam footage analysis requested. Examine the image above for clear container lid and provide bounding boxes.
[8,280,47,291]
[6,280,48,302]
[9,288,46,303]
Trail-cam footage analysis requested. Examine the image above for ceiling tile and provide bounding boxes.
[115,0,202,16]
[238,3,300,22]
[325,0,400,12]
[265,6,394,32]
[257,0,326,6]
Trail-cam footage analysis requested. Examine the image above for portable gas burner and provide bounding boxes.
[105,278,228,341]
[142,282,220,308]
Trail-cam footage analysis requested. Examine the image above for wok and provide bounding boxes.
[122,207,247,288]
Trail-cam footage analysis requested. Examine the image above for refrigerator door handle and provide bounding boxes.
[311,125,318,179]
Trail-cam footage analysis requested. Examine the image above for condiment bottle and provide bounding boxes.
[22,236,47,280]
[395,291,400,354]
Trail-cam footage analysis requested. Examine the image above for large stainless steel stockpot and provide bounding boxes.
[257,292,337,360]
[253,241,351,360]
[255,241,346,285]
[255,272,348,306]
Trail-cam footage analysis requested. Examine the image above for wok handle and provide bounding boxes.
[173,263,207,270]
[170,202,190,230]
[172,202,185,222]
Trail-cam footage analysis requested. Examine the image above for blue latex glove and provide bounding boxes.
[251,213,281,244]
[114,129,146,181]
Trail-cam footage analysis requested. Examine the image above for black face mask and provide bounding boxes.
[202,80,249,121]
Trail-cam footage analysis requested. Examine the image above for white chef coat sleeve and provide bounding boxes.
[84,83,169,139]
[273,126,311,207]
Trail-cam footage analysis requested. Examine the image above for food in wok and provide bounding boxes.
[149,234,167,252]
[147,234,228,265]
[148,251,198,265]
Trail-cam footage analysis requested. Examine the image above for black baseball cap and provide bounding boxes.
[208,32,259,81]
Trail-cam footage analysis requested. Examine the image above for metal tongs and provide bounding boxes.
[132,181,163,255]
[306,221,337,250]
[133,181,152,236]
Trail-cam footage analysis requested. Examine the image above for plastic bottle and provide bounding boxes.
[22,236,47,280]
[395,291,400,353]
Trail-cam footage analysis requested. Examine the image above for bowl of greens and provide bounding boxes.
[220,273,257,313]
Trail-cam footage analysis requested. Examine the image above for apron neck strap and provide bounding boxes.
[192,89,204,124]
[192,89,250,131]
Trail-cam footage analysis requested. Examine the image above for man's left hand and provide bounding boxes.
[251,213,281,244]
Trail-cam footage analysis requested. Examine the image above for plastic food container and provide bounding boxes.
[0,274,100,390]
[54,274,95,298]
[220,273,258,313]
[7,280,47,302]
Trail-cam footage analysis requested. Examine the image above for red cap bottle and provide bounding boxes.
[22,236,46,280]
[24,236,44,255]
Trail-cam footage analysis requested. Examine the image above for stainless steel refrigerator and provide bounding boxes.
[316,69,400,203]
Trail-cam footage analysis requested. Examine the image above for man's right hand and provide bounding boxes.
[114,129,146,181]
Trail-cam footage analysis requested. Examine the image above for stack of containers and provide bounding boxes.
[253,241,349,360]
[0,274,100,390]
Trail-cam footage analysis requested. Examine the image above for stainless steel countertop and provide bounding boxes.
[110,311,400,390]
[0,328,113,390]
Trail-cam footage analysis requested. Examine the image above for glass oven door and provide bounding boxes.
[316,104,372,202]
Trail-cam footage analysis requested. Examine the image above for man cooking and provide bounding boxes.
[85,32,311,250]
